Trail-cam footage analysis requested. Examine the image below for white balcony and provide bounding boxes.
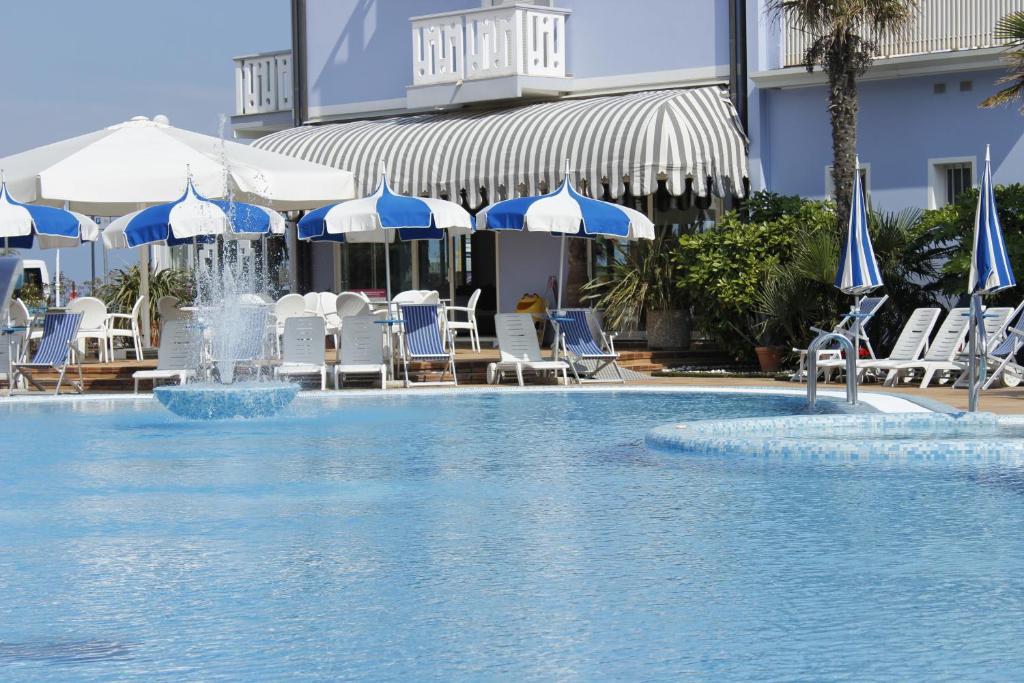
[407,2,572,109]
[784,0,1024,68]
[235,50,293,116]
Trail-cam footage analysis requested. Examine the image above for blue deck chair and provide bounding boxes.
[556,308,624,383]
[399,303,457,387]
[12,312,84,395]
[980,302,1024,389]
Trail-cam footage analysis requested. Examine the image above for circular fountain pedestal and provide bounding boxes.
[154,382,299,420]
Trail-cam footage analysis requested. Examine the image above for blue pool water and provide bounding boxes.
[2,390,1024,681]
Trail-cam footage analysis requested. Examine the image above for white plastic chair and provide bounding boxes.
[132,320,198,393]
[335,315,387,390]
[275,316,329,390]
[489,313,568,385]
[156,295,183,333]
[66,297,110,363]
[302,292,321,315]
[446,288,482,352]
[274,293,309,341]
[106,296,146,361]
[334,292,371,346]
[8,299,33,358]
[319,292,340,331]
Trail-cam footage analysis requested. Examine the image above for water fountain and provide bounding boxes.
[154,116,298,420]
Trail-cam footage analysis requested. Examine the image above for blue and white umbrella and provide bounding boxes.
[0,181,99,250]
[476,169,654,309]
[967,145,1016,411]
[298,172,473,303]
[835,159,882,295]
[103,178,285,249]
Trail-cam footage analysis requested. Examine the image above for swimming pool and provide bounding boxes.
[2,389,1024,681]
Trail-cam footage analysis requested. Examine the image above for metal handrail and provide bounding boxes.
[807,332,858,408]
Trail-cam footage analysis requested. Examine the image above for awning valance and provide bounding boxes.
[252,87,748,204]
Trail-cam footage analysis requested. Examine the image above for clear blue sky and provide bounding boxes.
[0,0,290,284]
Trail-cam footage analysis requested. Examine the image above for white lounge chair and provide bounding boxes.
[274,316,329,390]
[11,312,83,395]
[876,307,979,388]
[817,307,941,383]
[447,288,482,352]
[335,315,387,390]
[156,295,184,333]
[66,296,110,363]
[132,320,198,393]
[555,308,623,383]
[490,313,568,386]
[793,295,889,381]
[107,296,145,361]
[398,303,456,387]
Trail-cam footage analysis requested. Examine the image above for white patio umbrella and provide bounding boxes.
[0,115,355,343]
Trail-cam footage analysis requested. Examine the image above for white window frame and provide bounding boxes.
[927,156,976,209]
[825,162,871,201]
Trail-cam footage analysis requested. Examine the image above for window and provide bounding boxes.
[928,157,975,208]
[825,164,870,201]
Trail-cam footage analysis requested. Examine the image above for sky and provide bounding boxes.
[0,0,290,284]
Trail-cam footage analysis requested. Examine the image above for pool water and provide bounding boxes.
[2,390,1024,681]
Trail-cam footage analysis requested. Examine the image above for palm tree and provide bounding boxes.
[982,11,1024,111]
[766,1,917,233]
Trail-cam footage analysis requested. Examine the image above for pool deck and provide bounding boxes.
[639,375,1024,415]
[7,347,1024,415]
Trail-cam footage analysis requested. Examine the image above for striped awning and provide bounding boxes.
[252,87,748,204]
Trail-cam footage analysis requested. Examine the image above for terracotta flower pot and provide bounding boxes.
[754,346,784,372]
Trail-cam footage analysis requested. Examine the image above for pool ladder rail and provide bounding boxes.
[806,332,858,409]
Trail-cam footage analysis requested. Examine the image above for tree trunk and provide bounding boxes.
[564,238,589,306]
[827,58,859,235]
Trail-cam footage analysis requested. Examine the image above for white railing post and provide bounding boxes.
[411,3,569,87]
[783,0,1024,68]
[234,50,293,116]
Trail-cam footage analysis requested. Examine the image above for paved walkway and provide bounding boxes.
[638,375,1024,415]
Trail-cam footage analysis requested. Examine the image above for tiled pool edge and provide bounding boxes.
[0,384,932,414]
[646,411,1024,461]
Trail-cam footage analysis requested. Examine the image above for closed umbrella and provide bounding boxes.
[476,165,654,310]
[834,157,883,364]
[967,145,1015,411]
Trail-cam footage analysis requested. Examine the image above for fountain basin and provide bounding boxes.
[154,382,299,420]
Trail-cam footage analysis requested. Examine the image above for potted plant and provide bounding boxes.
[581,233,690,349]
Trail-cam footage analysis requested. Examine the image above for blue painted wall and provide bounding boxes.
[757,68,1024,210]
[303,0,729,112]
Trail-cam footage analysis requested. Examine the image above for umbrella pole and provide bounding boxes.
[852,296,861,380]
[494,232,501,314]
[447,235,456,306]
[969,293,980,412]
[557,233,566,310]
[384,239,393,309]
[140,244,151,348]
[55,249,62,307]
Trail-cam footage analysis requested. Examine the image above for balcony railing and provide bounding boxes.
[235,50,292,116]
[411,3,569,87]
[784,0,1024,67]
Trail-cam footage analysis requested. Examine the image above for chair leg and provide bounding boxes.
[516,363,524,386]
[919,368,936,389]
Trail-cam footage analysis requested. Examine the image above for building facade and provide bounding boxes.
[232,0,1024,324]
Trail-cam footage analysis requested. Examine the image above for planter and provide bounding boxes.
[646,309,691,350]
[754,346,785,372]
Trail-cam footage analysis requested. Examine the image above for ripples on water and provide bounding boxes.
[1,391,1023,681]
